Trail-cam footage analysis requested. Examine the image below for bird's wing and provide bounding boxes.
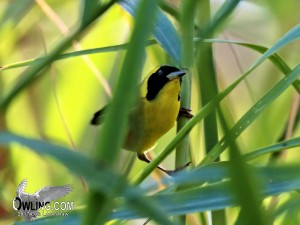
[16,179,27,196]
[36,185,72,202]
[91,105,107,125]
[91,99,142,126]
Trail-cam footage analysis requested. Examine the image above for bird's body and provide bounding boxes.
[91,65,191,173]
[123,69,182,153]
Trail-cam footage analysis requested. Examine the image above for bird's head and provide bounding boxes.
[142,65,186,101]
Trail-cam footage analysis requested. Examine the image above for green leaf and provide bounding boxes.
[117,164,300,219]
[84,0,175,224]
[13,163,300,224]
[0,132,173,225]
[200,24,300,165]
[204,38,300,93]
[201,64,300,165]
[0,40,157,71]
[202,0,241,37]
[119,0,182,63]
[0,1,116,110]
[273,195,300,220]
[0,132,118,193]
[80,0,101,27]
[248,24,300,72]
[0,0,34,27]
[219,111,266,224]
[243,137,300,161]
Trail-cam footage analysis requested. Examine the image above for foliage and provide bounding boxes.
[0,0,299,225]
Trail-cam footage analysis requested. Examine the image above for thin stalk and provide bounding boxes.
[0,40,157,71]
[218,110,267,225]
[174,1,196,224]
[196,0,224,224]
[83,0,161,224]
[196,0,218,157]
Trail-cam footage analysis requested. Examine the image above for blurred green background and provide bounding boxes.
[0,0,300,224]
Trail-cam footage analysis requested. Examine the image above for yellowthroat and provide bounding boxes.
[91,65,192,174]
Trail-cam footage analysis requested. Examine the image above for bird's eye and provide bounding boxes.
[157,69,164,76]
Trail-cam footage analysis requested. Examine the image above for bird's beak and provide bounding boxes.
[167,70,186,80]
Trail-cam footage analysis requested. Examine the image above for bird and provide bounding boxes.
[13,179,72,221]
[91,65,192,175]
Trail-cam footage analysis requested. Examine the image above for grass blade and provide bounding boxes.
[0,132,120,193]
[83,1,175,224]
[119,165,300,219]
[0,41,157,71]
[219,110,266,224]
[80,0,101,27]
[119,0,181,63]
[0,0,34,27]
[199,24,300,165]
[12,162,300,224]
[0,1,117,109]
[204,38,300,93]
[201,64,300,165]
[0,132,174,225]
[202,0,241,37]
[243,137,300,161]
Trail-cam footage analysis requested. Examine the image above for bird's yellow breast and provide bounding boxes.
[123,78,181,153]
